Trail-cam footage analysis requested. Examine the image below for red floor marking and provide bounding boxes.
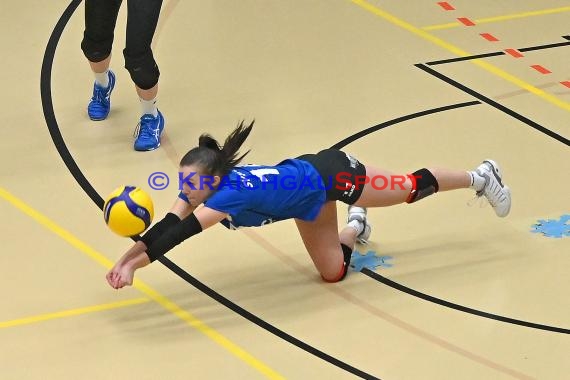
[435,5,565,93]
[480,33,499,42]
[505,49,524,58]
[530,65,552,74]
[437,2,455,11]
[457,17,475,26]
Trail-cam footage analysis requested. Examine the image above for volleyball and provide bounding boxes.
[103,186,154,237]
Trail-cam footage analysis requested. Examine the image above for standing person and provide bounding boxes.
[106,121,511,288]
[81,0,165,151]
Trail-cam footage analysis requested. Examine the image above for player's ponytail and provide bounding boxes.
[219,120,253,174]
[180,120,254,176]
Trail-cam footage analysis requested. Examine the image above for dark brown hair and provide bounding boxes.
[179,120,254,176]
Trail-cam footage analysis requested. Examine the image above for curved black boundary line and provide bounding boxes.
[41,2,568,376]
[159,256,379,379]
[41,0,104,209]
[426,35,570,66]
[329,101,481,150]
[415,63,570,147]
[362,269,570,334]
[332,105,569,335]
[41,1,378,379]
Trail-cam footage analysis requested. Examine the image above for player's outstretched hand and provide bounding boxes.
[112,265,135,289]
[106,266,120,288]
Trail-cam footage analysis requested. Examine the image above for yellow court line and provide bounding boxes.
[0,298,150,329]
[0,186,284,380]
[424,6,570,31]
[349,0,570,112]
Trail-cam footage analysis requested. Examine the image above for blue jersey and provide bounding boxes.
[178,159,327,229]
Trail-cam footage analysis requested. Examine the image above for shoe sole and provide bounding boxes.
[134,143,161,152]
[356,223,372,244]
[496,186,511,217]
[88,114,109,121]
[481,159,511,217]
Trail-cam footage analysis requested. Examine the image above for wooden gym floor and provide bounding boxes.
[1,1,569,379]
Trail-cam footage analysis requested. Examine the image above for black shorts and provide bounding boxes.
[296,148,367,205]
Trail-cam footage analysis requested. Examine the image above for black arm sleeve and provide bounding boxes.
[139,212,181,247]
[145,213,203,262]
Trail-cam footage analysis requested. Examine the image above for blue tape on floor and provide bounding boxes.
[350,250,393,272]
[531,214,570,238]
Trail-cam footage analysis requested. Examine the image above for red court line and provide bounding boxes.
[530,65,552,74]
[457,17,475,26]
[437,2,455,11]
[480,33,499,42]
[436,6,566,94]
[505,49,524,58]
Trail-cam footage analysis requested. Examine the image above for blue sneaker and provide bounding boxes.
[87,70,115,121]
[133,110,165,151]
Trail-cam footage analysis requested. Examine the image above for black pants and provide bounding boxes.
[296,148,367,205]
[81,0,163,89]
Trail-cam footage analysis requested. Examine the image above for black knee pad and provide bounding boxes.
[406,168,439,203]
[81,32,113,62]
[123,49,160,90]
[338,243,353,281]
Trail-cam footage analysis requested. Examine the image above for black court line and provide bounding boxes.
[42,2,569,376]
[159,256,379,379]
[334,122,570,335]
[362,270,570,334]
[426,52,504,66]
[41,0,105,210]
[519,39,570,53]
[41,1,379,378]
[427,36,570,66]
[330,101,481,150]
[415,63,570,147]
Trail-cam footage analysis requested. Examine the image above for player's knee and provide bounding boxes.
[81,34,112,62]
[321,273,343,283]
[124,49,160,90]
[405,168,439,203]
[320,243,352,283]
